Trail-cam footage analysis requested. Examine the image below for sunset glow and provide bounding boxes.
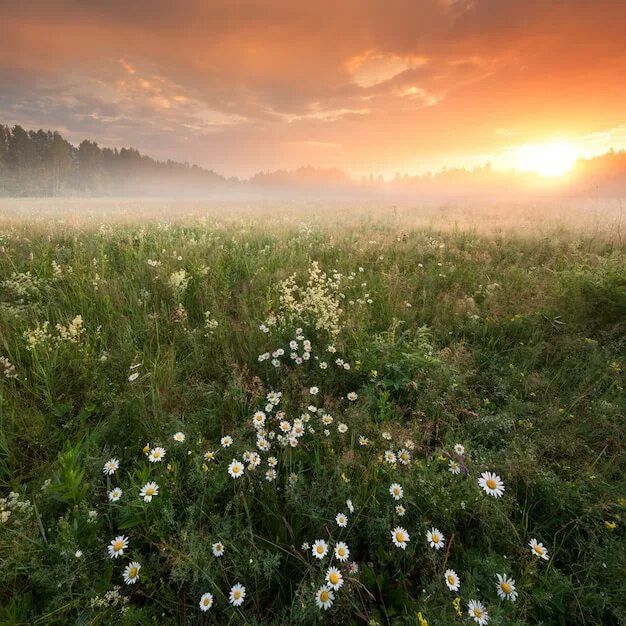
[1,1,626,179]
[515,142,579,177]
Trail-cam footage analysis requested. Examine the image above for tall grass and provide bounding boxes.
[0,216,624,625]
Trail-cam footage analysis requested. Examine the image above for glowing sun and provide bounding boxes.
[516,141,579,177]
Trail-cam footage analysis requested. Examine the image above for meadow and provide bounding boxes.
[0,203,624,625]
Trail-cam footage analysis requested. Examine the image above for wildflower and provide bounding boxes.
[478,471,505,498]
[467,600,489,625]
[315,585,335,610]
[312,539,329,560]
[426,528,445,550]
[346,499,354,513]
[228,459,244,478]
[335,541,350,561]
[128,372,139,382]
[123,561,141,585]
[199,592,214,611]
[148,447,166,463]
[103,458,120,475]
[229,583,246,607]
[212,542,224,557]
[335,513,348,527]
[418,612,428,626]
[108,487,122,502]
[309,386,319,395]
[389,483,403,500]
[75,550,82,558]
[359,436,369,446]
[338,422,348,433]
[496,574,518,602]
[221,435,233,448]
[140,481,159,502]
[384,450,397,464]
[265,469,277,481]
[398,449,411,465]
[204,451,215,462]
[528,538,550,560]
[347,392,358,401]
[348,561,359,574]
[107,535,129,559]
[268,456,278,467]
[396,504,406,516]
[452,596,462,616]
[382,432,392,440]
[173,432,185,442]
[444,569,460,591]
[454,443,465,455]
[448,460,461,475]
[391,526,410,550]
[252,411,266,429]
[142,443,150,454]
[326,566,344,590]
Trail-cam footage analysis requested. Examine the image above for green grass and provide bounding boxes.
[0,219,624,625]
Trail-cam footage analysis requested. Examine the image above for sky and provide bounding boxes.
[1,0,626,178]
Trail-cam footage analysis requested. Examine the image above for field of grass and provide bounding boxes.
[0,212,624,625]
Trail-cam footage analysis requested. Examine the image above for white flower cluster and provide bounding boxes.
[0,491,33,524]
[0,356,18,379]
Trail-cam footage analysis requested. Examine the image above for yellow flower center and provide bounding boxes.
[234,591,241,600]
[473,608,482,617]
[395,532,404,542]
[203,598,209,606]
[129,567,137,578]
[486,478,497,490]
[329,572,339,584]
[113,541,123,551]
[501,582,512,593]
[534,545,543,554]
[447,575,455,585]
[146,487,154,495]
[320,591,329,602]
[432,534,439,543]
[316,545,324,554]
[338,548,346,556]
[233,466,241,473]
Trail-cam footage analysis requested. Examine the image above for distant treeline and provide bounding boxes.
[0,124,232,196]
[2,122,626,197]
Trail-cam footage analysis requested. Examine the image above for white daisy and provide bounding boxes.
[212,541,224,557]
[107,535,129,559]
[315,585,335,610]
[221,435,233,448]
[454,443,465,455]
[389,483,403,500]
[448,460,461,475]
[312,539,329,560]
[173,432,185,442]
[268,456,278,467]
[426,528,445,550]
[325,566,344,590]
[309,386,319,395]
[148,447,166,463]
[496,573,518,602]
[346,499,354,513]
[252,411,266,429]
[467,600,489,625]
[478,471,505,498]
[391,526,410,550]
[444,569,460,591]
[395,504,406,516]
[398,449,411,465]
[103,458,119,475]
[123,561,141,585]
[384,450,397,464]
[347,392,358,401]
[229,583,246,607]
[529,538,550,560]
[199,592,213,611]
[359,436,369,446]
[265,469,277,481]
[140,481,159,502]
[108,487,122,502]
[228,459,244,478]
[334,541,350,562]
[337,423,348,433]
[335,513,348,527]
